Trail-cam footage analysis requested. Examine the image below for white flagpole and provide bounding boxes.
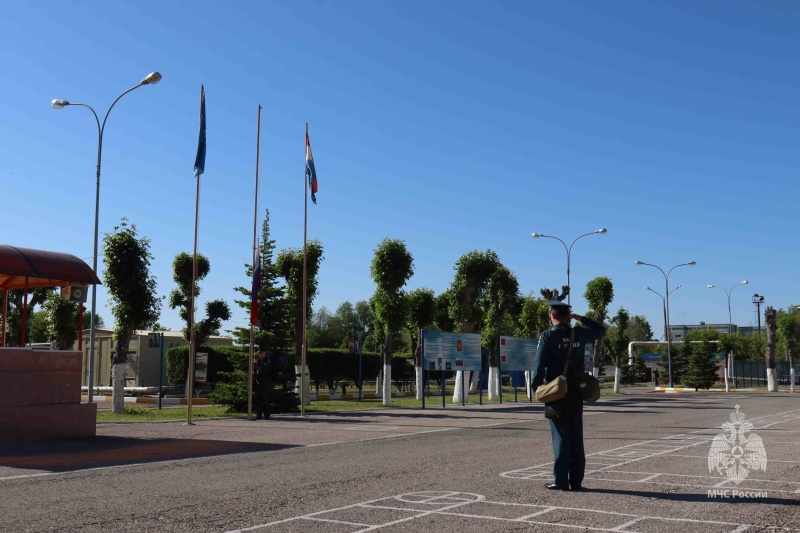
[248,104,262,420]
[301,123,309,416]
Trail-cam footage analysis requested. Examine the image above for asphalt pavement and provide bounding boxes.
[0,390,798,532]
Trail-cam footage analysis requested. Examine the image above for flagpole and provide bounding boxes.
[301,123,309,417]
[248,104,262,420]
[187,84,205,426]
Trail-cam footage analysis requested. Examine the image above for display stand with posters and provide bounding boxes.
[499,336,538,402]
[421,330,482,409]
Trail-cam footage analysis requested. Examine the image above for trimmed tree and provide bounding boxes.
[448,250,504,400]
[584,277,614,377]
[605,307,630,392]
[276,240,324,404]
[765,306,778,391]
[407,288,437,400]
[370,238,414,406]
[777,309,800,393]
[103,219,161,414]
[168,252,232,346]
[1,288,52,346]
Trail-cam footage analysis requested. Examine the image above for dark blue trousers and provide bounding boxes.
[549,412,585,489]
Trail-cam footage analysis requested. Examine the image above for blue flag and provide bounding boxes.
[194,85,206,177]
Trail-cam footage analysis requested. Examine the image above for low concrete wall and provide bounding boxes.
[0,347,96,439]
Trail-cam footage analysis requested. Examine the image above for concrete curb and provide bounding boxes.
[81,396,211,405]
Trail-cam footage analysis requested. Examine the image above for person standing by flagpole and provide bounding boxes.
[187,84,206,425]
[247,105,262,420]
[300,124,318,416]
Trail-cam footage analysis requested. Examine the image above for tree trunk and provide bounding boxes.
[613,354,621,393]
[488,365,500,400]
[382,333,392,405]
[765,306,778,392]
[452,371,470,403]
[789,349,795,394]
[415,366,424,400]
[111,336,131,414]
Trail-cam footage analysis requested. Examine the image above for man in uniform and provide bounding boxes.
[532,297,605,491]
[253,345,273,420]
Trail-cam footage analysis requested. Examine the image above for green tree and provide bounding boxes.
[621,354,648,385]
[0,288,52,346]
[370,238,414,405]
[168,252,232,347]
[765,306,778,391]
[627,315,654,342]
[103,219,161,414]
[584,277,614,375]
[276,241,324,363]
[516,293,550,339]
[682,340,717,389]
[777,308,800,391]
[604,307,630,392]
[231,210,292,354]
[43,293,79,350]
[407,287,437,399]
[29,310,50,344]
[448,250,506,400]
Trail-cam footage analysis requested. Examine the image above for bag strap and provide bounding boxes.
[560,328,576,376]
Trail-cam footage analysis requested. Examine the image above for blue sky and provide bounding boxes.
[1,1,798,338]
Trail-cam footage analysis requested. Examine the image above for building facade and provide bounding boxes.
[75,329,233,388]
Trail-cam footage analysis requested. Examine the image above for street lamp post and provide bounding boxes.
[646,285,681,341]
[531,228,607,305]
[635,260,696,388]
[52,72,162,404]
[707,281,748,387]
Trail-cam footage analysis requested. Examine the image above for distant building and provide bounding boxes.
[74,329,233,388]
[668,323,737,341]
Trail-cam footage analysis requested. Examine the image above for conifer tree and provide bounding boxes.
[682,340,717,389]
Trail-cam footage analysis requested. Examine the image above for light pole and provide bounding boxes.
[531,228,607,305]
[752,294,765,335]
[52,71,162,404]
[708,280,748,385]
[635,260,696,387]
[646,285,681,341]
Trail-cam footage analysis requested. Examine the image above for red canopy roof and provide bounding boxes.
[0,245,101,290]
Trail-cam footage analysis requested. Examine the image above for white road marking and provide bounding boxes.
[226,491,769,533]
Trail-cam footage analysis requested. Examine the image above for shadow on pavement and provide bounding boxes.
[585,487,798,506]
[0,436,296,472]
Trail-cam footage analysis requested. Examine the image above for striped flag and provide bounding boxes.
[305,131,318,204]
[250,249,261,326]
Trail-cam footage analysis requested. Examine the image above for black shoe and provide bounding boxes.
[544,483,568,491]
[570,485,584,491]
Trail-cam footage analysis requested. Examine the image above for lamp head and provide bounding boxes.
[687,261,696,266]
[740,280,749,285]
[707,285,715,288]
[51,99,70,109]
[635,261,645,265]
[531,233,543,238]
[141,72,162,85]
[595,228,608,234]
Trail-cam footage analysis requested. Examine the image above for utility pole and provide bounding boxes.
[753,294,765,335]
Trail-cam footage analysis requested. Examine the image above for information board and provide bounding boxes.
[195,352,208,383]
[421,330,482,371]
[499,336,537,370]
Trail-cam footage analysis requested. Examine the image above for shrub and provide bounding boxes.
[165,345,237,385]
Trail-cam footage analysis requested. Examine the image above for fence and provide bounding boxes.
[733,361,799,388]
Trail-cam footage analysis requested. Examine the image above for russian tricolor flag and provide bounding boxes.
[305,131,318,204]
[250,250,261,326]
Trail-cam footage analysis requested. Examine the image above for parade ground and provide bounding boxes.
[0,391,798,532]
